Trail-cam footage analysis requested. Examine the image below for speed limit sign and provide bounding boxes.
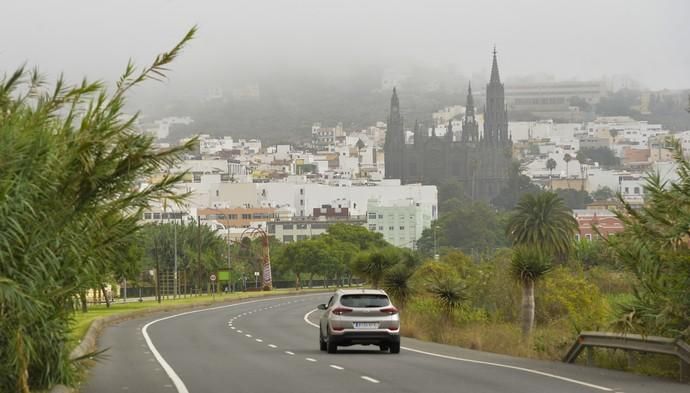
[210,274,217,282]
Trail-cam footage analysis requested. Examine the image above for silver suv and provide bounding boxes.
[317,289,400,354]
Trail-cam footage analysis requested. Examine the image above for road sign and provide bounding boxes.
[254,272,259,276]
[210,274,217,282]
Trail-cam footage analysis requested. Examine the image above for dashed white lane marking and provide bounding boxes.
[285,351,295,355]
[268,344,277,348]
[256,338,263,343]
[230,327,236,330]
[361,376,380,384]
[237,330,243,333]
[305,357,317,362]
[330,365,344,370]
[245,334,252,338]
[302,309,613,392]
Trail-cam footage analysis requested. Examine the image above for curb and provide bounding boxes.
[48,290,329,393]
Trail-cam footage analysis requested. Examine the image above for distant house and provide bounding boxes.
[573,209,625,241]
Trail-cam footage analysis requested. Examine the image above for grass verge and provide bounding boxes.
[70,288,326,343]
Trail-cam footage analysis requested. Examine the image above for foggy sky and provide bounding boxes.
[2,0,689,93]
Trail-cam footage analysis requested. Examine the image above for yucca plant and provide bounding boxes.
[510,246,552,338]
[427,276,467,321]
[0,28,197,392]
[383,263,415,308]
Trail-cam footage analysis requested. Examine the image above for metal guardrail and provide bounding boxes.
[563,331,690,382]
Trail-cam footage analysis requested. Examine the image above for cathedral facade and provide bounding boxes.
[384,49,513,202]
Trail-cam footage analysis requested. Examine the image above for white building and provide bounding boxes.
[366,198,432,248]
[256,179,437,220]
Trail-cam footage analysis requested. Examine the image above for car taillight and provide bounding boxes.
[380,306,399,315]
[331,326,345,331]
[332,307,353,315]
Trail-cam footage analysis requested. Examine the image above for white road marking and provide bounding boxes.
[245,334,252,338]
[268,344,277,348]
[230,327,236,330]
[256,338,263,342]
[302,309,613,392]
[361,376,380,384]
[237,330,243,333]
[285,351,295,355]
[330,365,344,370]
[305,357,317,362]
[142,294,324,393]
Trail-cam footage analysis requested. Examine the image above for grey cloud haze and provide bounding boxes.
[2,0,689,91]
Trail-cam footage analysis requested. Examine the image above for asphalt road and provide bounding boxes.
[81,292,687,393]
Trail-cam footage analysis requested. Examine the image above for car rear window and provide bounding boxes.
[340,294,390,308]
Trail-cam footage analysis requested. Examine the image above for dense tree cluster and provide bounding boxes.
[0,30,197,391]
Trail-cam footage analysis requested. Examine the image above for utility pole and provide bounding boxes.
[227,227,232,293]
[197,215,202,296]
[173,215,178,299]
[154,235,161,304]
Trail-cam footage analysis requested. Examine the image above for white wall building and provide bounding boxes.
[256,179,437,219]
[366,198,432,248]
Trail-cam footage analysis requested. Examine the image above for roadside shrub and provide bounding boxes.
[536,266,610,332]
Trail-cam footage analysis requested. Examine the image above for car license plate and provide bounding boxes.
[353,322,378,329]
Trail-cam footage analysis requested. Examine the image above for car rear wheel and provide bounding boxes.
[326,334,338,354]
[389,341,400,354]
[319,333,327,351]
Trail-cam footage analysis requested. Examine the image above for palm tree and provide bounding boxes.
[546,158,557,190]
[383,263,415,308]
[353,248,398,288]
[563,153,572,187]
[427,276,467,321]
[510,246,552,337]
[506,191,578,260]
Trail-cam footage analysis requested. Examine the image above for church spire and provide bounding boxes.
[490,46,501,84]
[466,82,475,118]
[391,87,399,112]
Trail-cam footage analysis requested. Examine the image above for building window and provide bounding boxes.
[634,187,640,194]
[300,199,304,206]
[400,226,405,230]
[585,233,592,240]
[153,213,161,219]
[283,235,294,242]
[229,214,238,220]
[624,187,629,194]
[242,214,251,219]
[378,214,383,219]
[300,189,304,195]
[283,224,293,230]
[296,235,308,241]
[144,213,152,219]
[379,226,383,230]
[368,213,377,220]
[216,190,219,197]
[389,226,394,231]
[369,224,377,231]
[575,234,580,241]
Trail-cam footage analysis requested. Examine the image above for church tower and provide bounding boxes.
[384,88,405,180]
[483,47,509,145]
[462,82,479,143]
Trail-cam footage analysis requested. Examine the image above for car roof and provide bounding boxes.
[335,288,388,296]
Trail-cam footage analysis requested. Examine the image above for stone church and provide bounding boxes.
[384,49,513,202]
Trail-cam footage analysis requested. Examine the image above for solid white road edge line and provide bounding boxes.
[330,365,344,370]
[302,309,612,392]
[141,294,324,393]
[361,376,380,383]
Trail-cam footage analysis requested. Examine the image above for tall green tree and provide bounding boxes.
[0,28,197,392]
[506,192,578,259]
[606,140,690,339]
